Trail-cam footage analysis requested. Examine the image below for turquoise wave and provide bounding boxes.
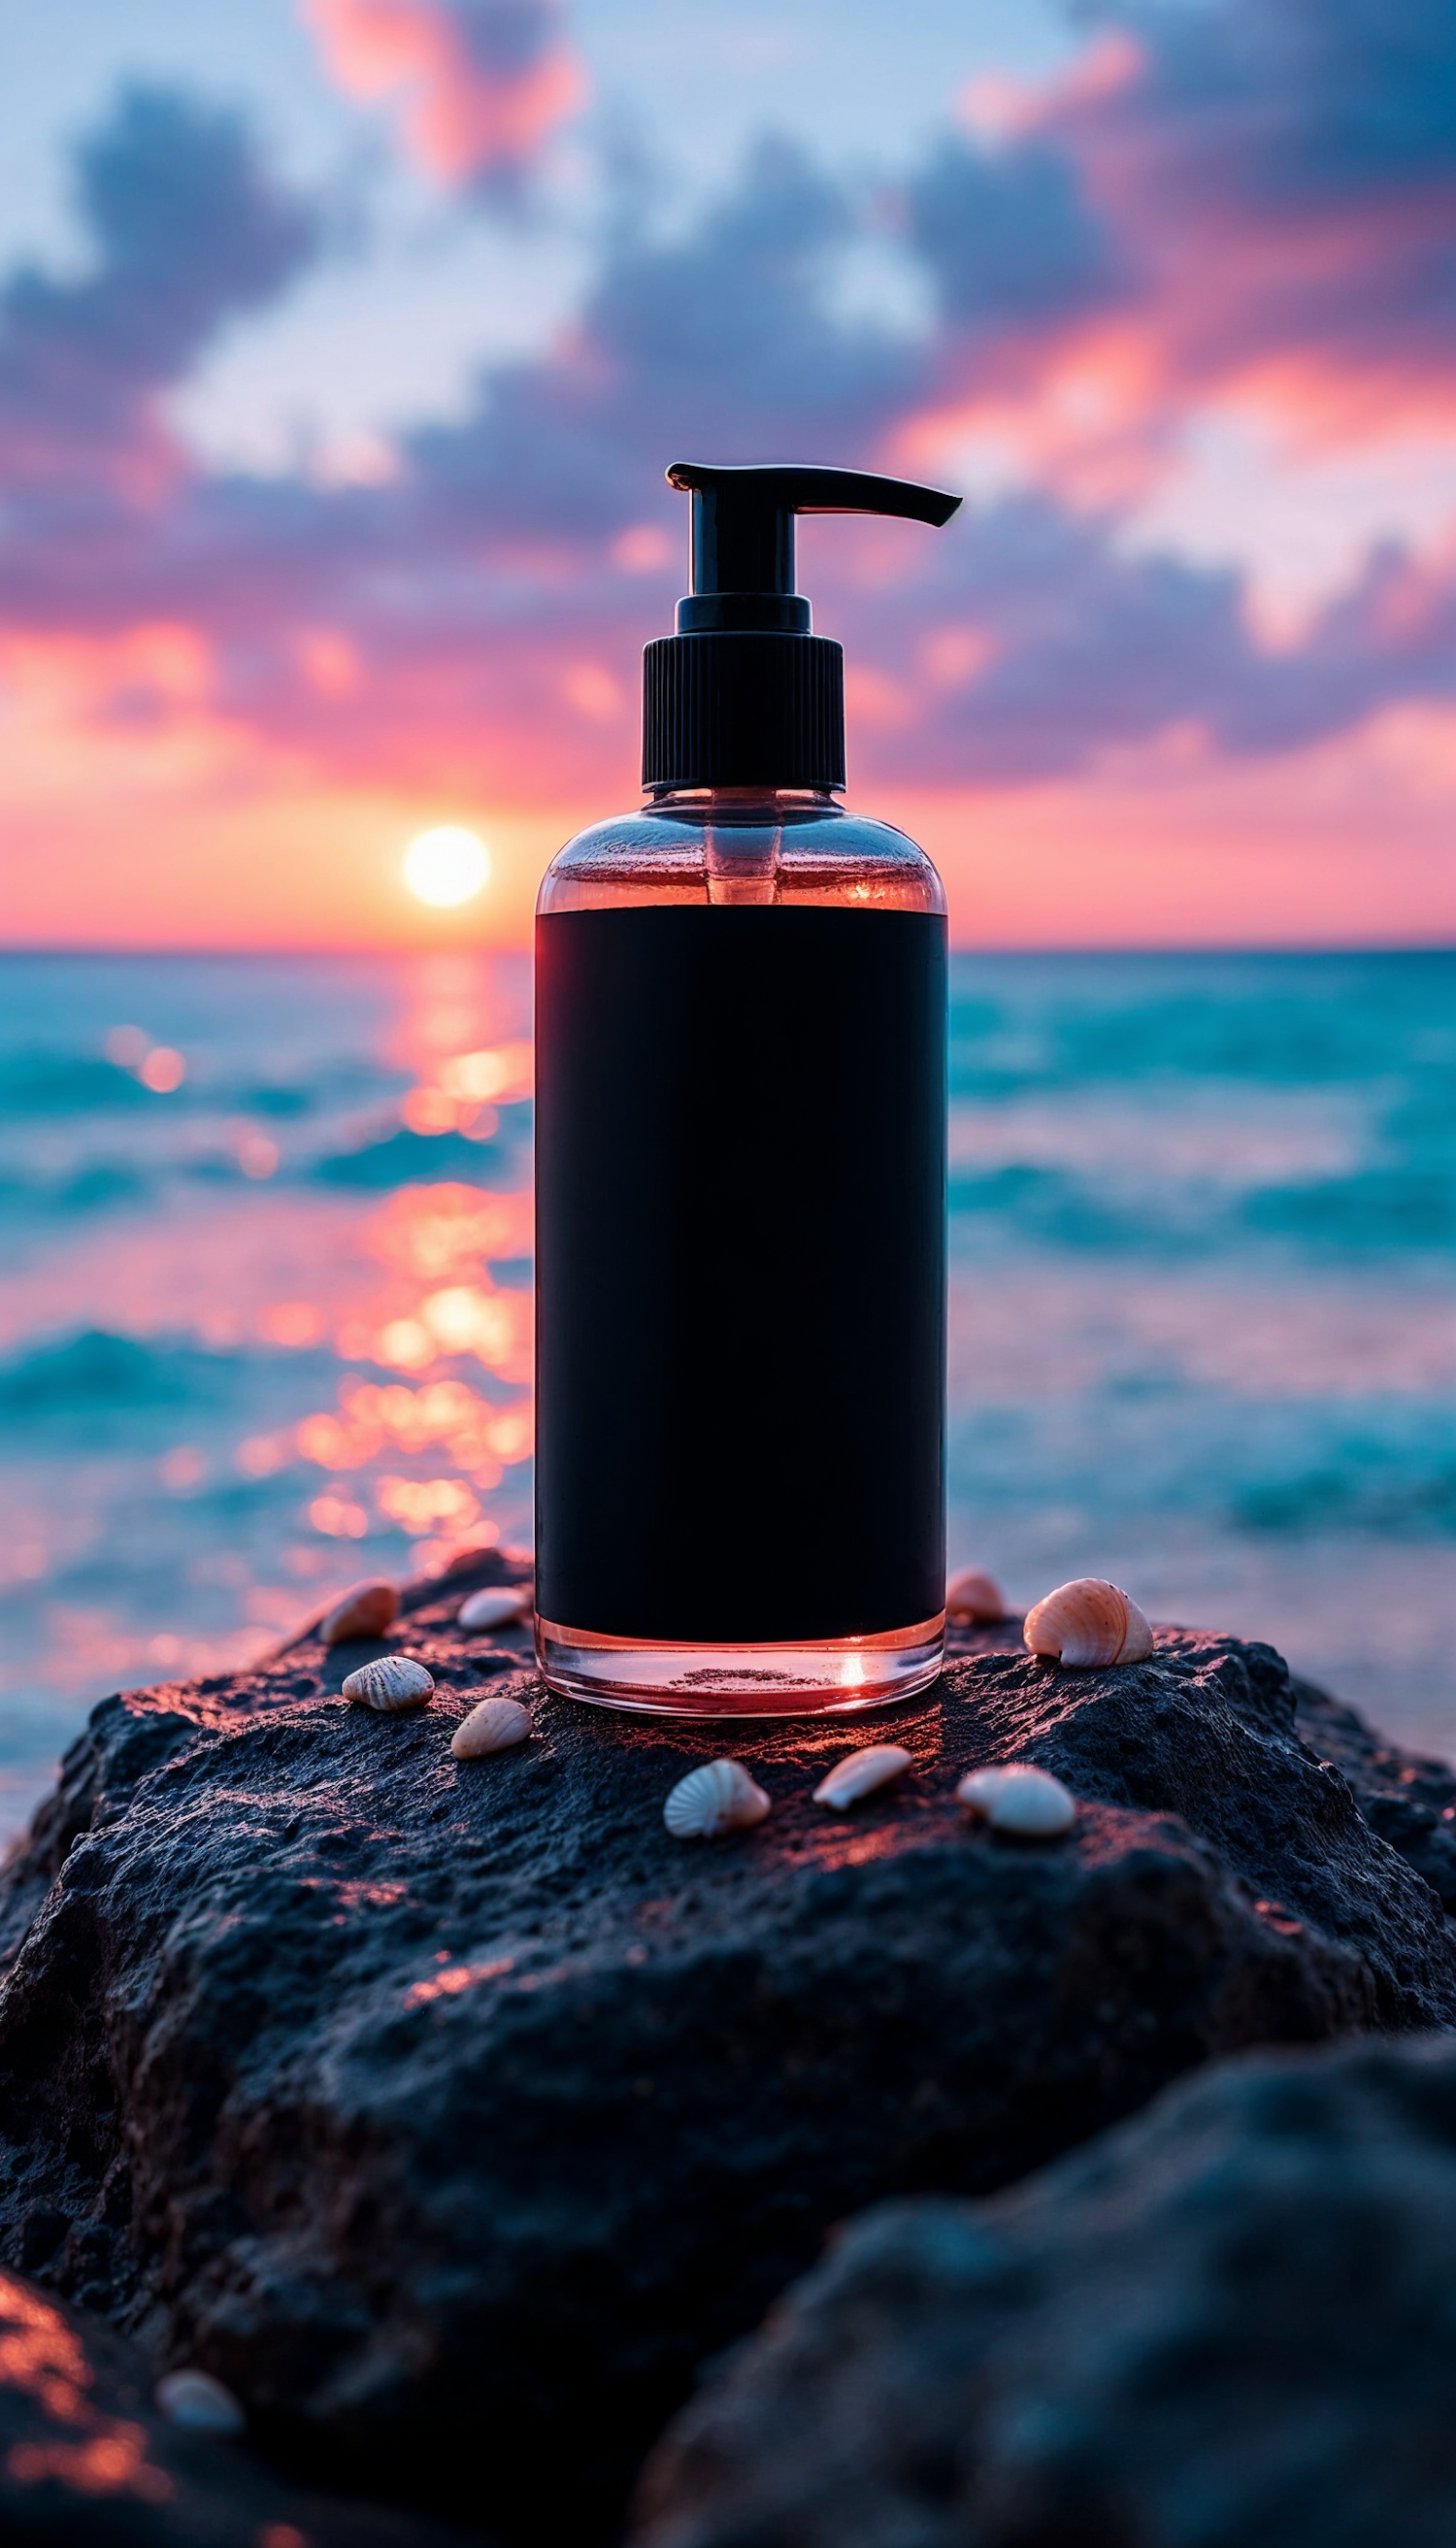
[0,945,1451,1832]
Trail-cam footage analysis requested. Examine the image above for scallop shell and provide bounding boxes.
[451,1694,532,1759]
[663,1758,771,1839]
[944,1566,1009,1623]
[458,1585,530,1634]
[1023,1577,1153,1668]
[812,1744,912,1810]
[955,1763,1076,1837]
[319,1579,397,1645]
[155,2368,246,2434]
[343,1654,435,1711]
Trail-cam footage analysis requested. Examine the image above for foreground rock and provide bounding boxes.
[634,2029,1456,2548]
[0,2262,468,2545]
[1290,1671,1456,1910]
[0,1555,1452,2543]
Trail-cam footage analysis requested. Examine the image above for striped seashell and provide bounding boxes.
[319,1579,397,1645]
[451,1694,532,1759]
[955,1763,1076,1837]
[812,1744,912,1810]
[155,2368,246,2434]
[663,1758,771,1840]
[458,1585,531,1633]
[944,1567,1009,1623]
[1023,1577,1153,1669]
[343,1655,434,1711]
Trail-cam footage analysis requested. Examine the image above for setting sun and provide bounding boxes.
[402,826,490,909]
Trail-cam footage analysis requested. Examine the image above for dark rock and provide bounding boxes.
[0,1549,532,1979]
[0,1703,198,1977]
[0,2259,472,2544]
[1291,1671,1456,1909]
[18,2202,68,2273]
[0,1587,1451,2544]
[633,2029,1456,2548]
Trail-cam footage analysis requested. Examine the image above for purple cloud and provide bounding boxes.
[1046,0,1456,392]
[904,132,1123,342]
[4,17,1456,807]
[1097,0,1456,206]
[0,88,315,487]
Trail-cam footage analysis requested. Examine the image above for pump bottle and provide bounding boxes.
[535,462,961,1714]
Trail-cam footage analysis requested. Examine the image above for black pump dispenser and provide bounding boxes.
[643,461,962,790]
[535,454,963,1716]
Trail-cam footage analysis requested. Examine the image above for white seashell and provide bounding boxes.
[319,1578,397,1645]
[451,1694,532,1759]
[944,1567,1009,1623]
[1023,1577,1154,1669]
[343,1655,434,1711]
[812,1744,913,1810]
[956,1763,1077,1837]
[663,1758,771,1840]
[458,1585,530,1634]
[155,2367,246,2434]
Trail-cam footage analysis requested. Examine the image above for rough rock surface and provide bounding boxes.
[0,1551,1452,2543]
[0,2261,468,2545]
[1290,1672,1456,1909]
[633,2030,1456,2548]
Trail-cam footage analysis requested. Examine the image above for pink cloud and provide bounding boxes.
[9,82,1456,816]
[942,0,1456,452]
[6,11,1456,949]
[0,86,313,497]
[303,0,586,185]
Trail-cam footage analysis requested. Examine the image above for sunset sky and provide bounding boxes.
[3,0,1455,948]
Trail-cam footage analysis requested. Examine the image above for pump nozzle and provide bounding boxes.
[664,462,961,634]
[642,457,962,793]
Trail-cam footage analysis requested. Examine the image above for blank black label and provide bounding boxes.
[535,907,946,1640]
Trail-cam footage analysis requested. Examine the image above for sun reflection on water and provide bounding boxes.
[0,953,541,1799]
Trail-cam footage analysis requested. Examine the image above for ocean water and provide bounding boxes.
[0,946,1451,1837]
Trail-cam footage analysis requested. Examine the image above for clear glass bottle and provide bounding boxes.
[534,783,947,1714]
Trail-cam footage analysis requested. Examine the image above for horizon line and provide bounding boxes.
[0,939,1452,963]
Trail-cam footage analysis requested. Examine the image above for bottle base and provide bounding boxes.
[534,1614,945,1717]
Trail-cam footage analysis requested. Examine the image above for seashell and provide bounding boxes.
[1023,1577,1153,1669]
[458,1585,530,1634]
[319,1579,398,1645]
[451,1694,532,1759]
[956,1763,1077,1838]
[155,2367,246,2434]
[663,1758,771,1840]
[812,1744,912,1810]
[945,1566,1009,1623]
[343,1655,434,1711]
